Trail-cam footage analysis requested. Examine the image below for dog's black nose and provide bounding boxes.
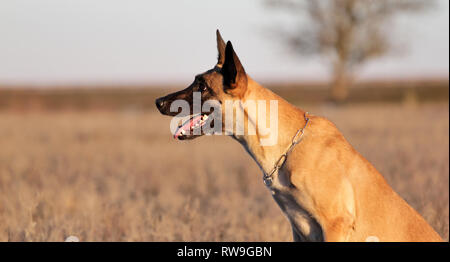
[155,97,165,111]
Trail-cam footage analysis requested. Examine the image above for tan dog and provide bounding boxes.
[155,30,443,242]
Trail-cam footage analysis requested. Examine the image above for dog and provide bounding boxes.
[155,30,443,242]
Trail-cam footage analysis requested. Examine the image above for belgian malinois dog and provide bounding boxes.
[155,30,443,242]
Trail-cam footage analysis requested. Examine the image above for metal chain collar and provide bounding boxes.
[263,112,310,187]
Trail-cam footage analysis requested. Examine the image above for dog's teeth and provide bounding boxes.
[181,130,185,134]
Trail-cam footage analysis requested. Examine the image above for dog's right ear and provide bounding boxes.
[216,29,226,67]
[222,41,247,94]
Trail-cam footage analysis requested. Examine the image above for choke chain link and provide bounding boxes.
[263,112,310,187]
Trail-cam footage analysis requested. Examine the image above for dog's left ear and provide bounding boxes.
[216,29,226,67]
[222,41,247,93]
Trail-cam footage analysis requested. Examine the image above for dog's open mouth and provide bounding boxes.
[174,114,210,140]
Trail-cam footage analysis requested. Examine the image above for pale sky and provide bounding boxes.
[0,0,448,86]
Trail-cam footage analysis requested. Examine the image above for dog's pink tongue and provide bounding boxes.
[174,115,202,139]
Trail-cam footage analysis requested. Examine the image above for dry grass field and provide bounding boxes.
[0,102,448,241]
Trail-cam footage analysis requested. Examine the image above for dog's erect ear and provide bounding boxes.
[222,41,247,91]
[216,29,226,67]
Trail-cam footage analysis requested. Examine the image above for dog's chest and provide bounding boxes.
[269,170,324,241]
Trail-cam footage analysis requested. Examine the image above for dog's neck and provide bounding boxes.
[231,77,308,175]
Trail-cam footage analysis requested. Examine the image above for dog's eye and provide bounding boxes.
[199,83,208,92]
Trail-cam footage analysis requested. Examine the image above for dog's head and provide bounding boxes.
[155,30,248,140]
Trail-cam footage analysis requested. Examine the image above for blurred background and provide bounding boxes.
[0,0,448,241]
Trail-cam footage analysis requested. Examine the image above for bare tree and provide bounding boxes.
[265,0,431,102]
